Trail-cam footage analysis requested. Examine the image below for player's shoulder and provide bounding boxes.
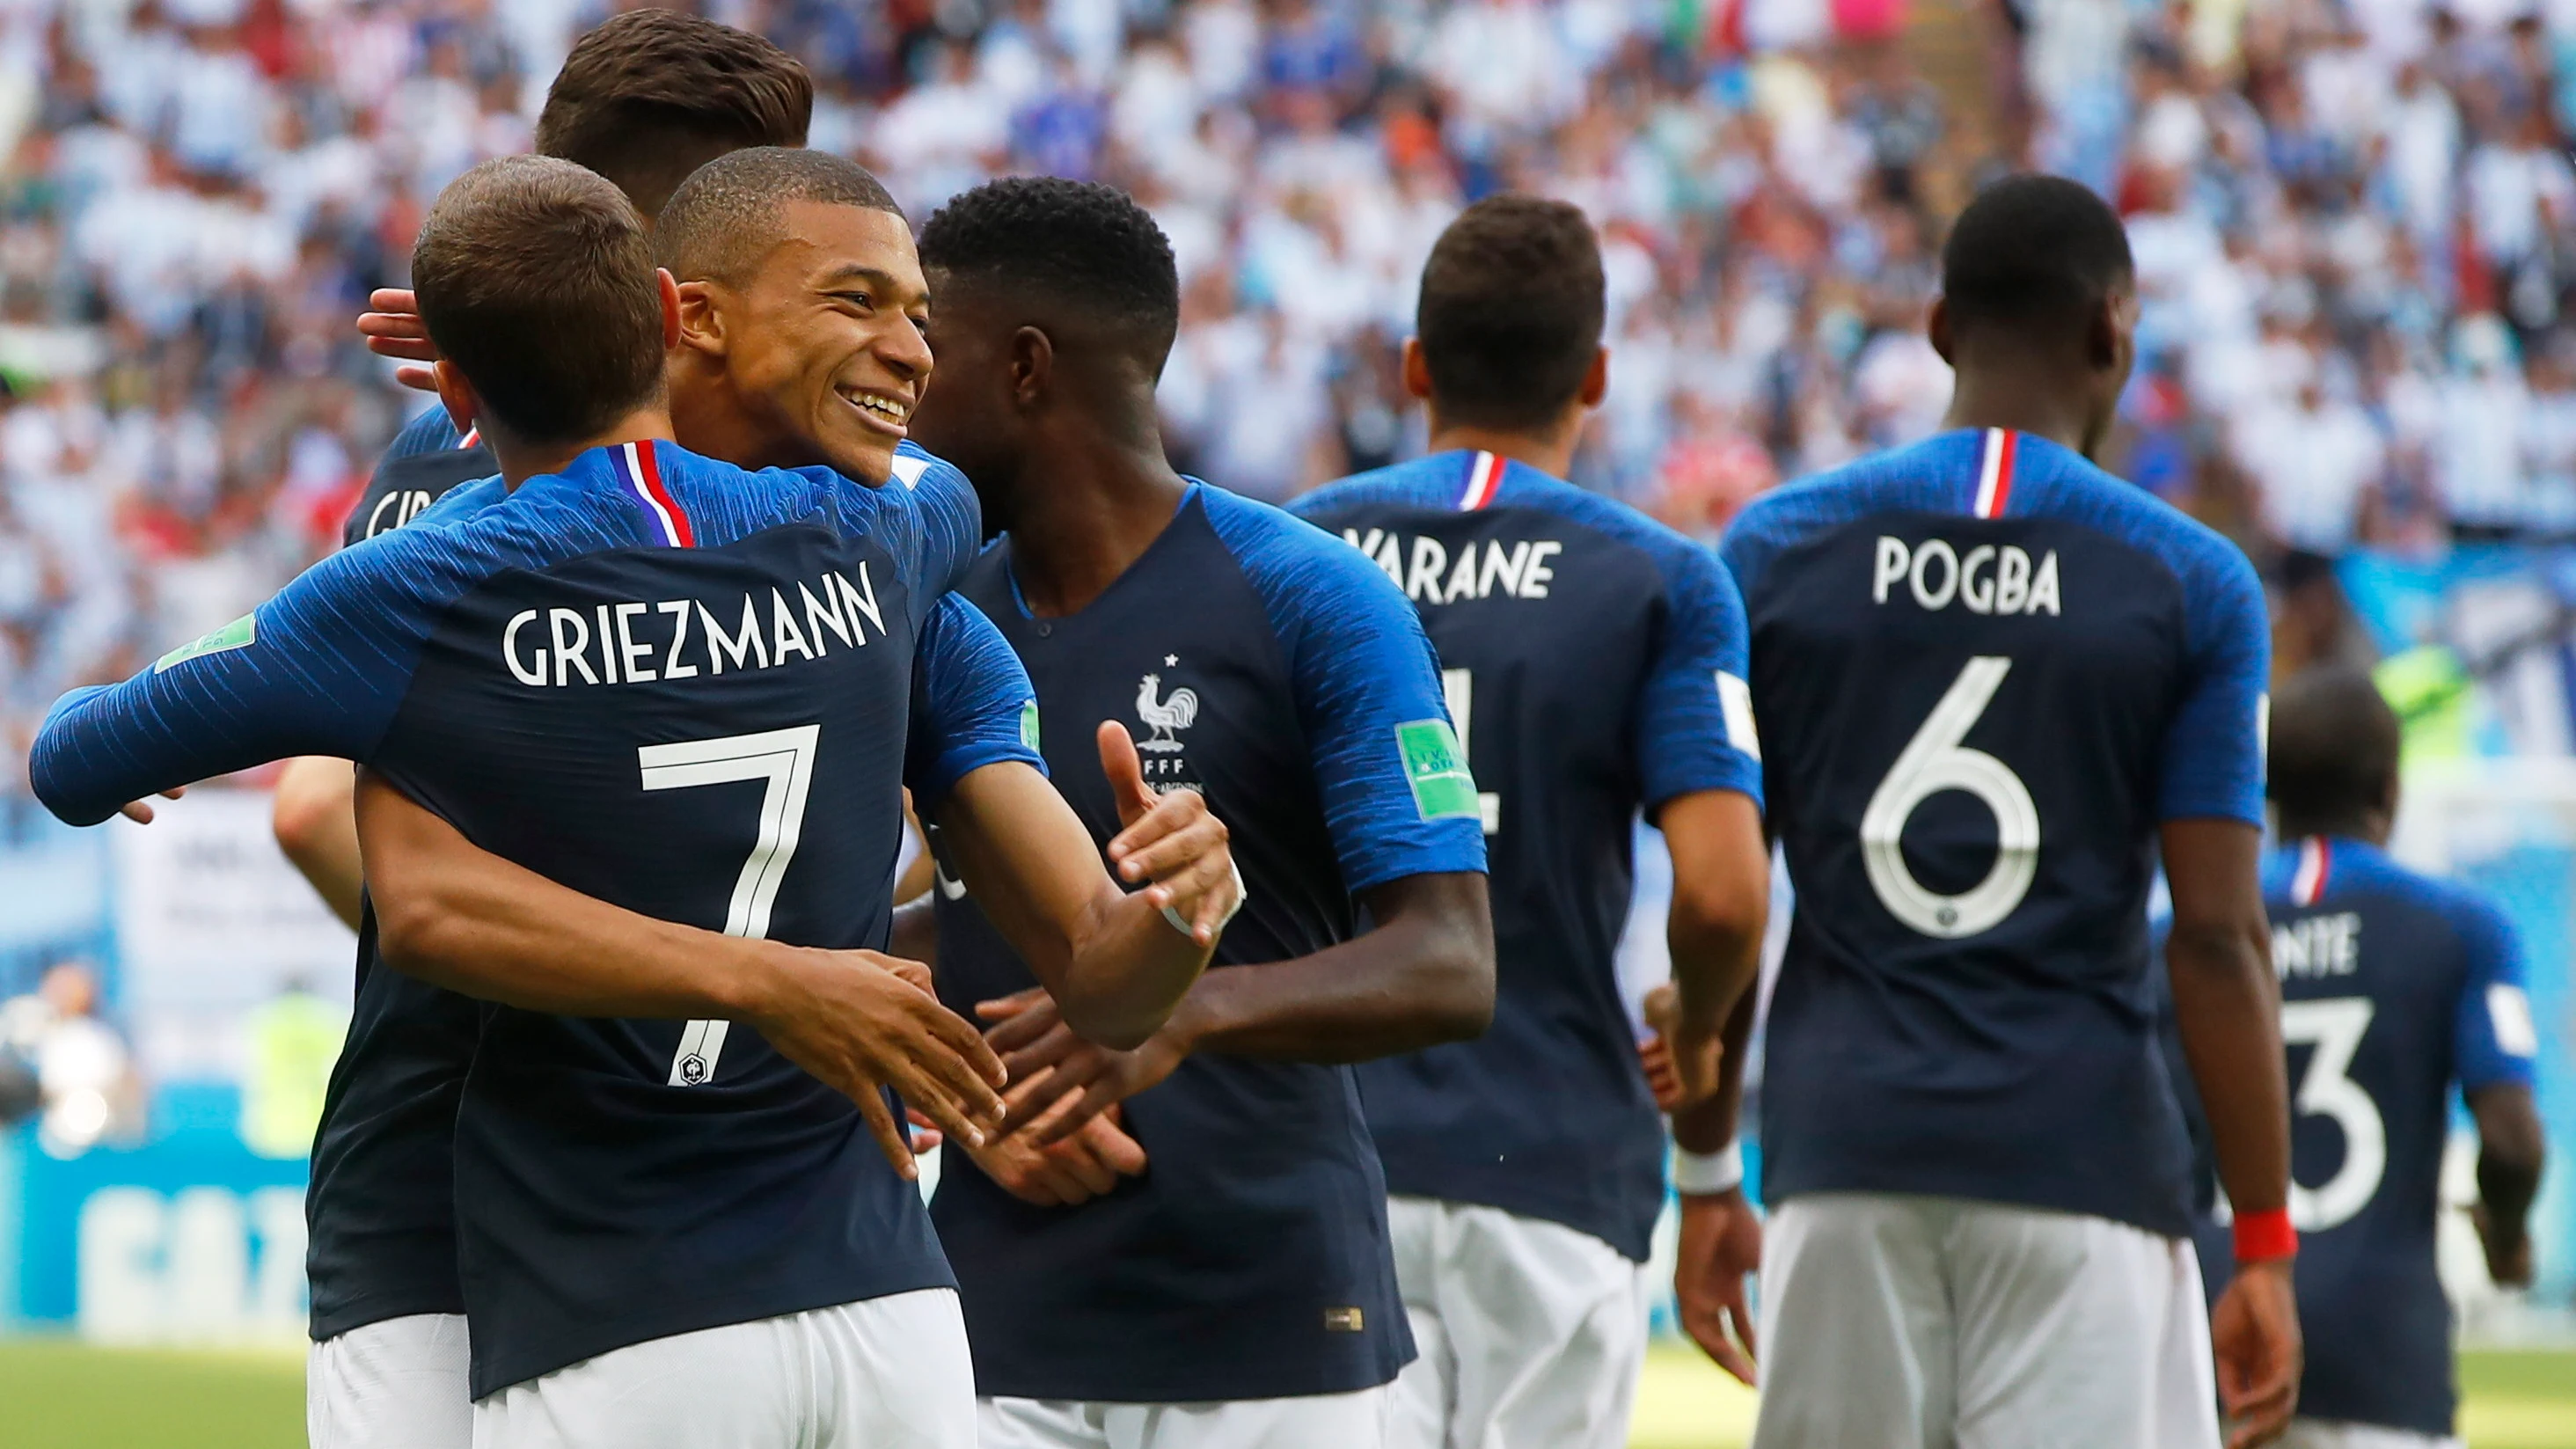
[384,404,465,462]
[1201,480,1409,606]
[2009,435,2256,595]
[1290,452,1474,520]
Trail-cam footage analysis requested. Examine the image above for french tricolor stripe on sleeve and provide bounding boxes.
[1971,428,2018,518]
[612,439,694,547]
[2291,836,2332,906]
[1458,450,1504,511]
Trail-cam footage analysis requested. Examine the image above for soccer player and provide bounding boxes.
[277,8,818,928]
[2193,668,2545,1449]
[901,176,1495,1448]
[32,157,1227,1449]
[1716,173,2303,1449]
[1286,195,1769,1449]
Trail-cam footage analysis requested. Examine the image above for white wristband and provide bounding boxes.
[1672,1139,1744,1196]
[1162,860,1248,939]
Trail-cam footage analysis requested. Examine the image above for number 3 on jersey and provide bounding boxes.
[1861,656,2039,938]
[637,725,821,1086]
[2281,997,2385,1231]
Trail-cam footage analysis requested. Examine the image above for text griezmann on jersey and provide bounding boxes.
[501,564,889,688]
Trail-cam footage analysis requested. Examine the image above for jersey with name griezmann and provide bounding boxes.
[30,439,1041,1396]
[1719,427,2268,1237]
[1290,450,1762,1262]
[2196,836,2538,1436]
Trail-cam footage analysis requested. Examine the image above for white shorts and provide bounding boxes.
[1753,1193,2220,1449]
[977,1386,1391,1449]
[310,1312,473,1449]
[472,1289,975,1449]
[2281,1421,2462,1449]
[1384,1195,1649,1449]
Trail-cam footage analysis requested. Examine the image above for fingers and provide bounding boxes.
[1727,1290,1760,1372]
[368,288,419,313]
[853,1089,918,1181]
[1125,812,1230,895]
[871,952,934,995]
[1096,720,1158,827]
[1029,1077,1124,1146]
[365,333,440,363]
[975,986,1051,1024]
[903,1106,945,1153]
[914,991,1009,1095]
[118,800,157,824]
[998,1024,1087,1085]
[1107,787,1211,879]
[983,997,1067,1055]
[1081,1111,1149,1175]
[1689,1308,1757,1387]
[395,363,438,393]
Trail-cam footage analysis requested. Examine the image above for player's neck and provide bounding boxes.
[1423,424,1579,481]
[1005,427,1190,618]
[485,405,679,491]
[1941,367,2102,459]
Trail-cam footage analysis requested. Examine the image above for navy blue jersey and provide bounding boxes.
[1720,428,2268,1237]
[31,440,1043,1396]
[345,407,494,545]
[1289,450,1761,1261]
[927,483,1488,1403]
[2188,837,2539,1436]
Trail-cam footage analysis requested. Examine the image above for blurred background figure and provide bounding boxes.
[0,959,138,1155]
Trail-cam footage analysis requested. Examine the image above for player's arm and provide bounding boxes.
[2455,897,2547,1286]
[1668,987,1762,1383]
[30,545,427,828]
[352,772,1006,1175]
[910,596,1233,1050]
[2156,547,2299,1449]
[273,757,364,930]
[984,540,1494,1137]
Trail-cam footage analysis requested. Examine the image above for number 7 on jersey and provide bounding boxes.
[637,725,821,1086]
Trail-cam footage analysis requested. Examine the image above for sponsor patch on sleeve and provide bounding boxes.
[1395,719,1482,822]
[1717,671,1761,762]
[154,614,256,674]
[1018,698,1041,754]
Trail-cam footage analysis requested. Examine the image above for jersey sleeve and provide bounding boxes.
[1636,542,1765,815]
[1212,496,1488,894]
[2156,543,2271,823]
[29,531,459,826]
[890,447,988,599]
[2452,894,2542,1094]
[905,593,1045,811]
[384,404,464,463]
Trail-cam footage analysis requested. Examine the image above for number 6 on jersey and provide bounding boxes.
[638,724,821,1086]
[1860,656,2038,939]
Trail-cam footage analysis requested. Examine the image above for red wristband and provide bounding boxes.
[2233,1207,2297,1263]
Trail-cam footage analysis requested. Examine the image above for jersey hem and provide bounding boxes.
[965,1344,1409,1406]
[1764,1177,2191,1241]
[310,1283,470,1343]
[1376,1159,1656,1262]
[465,1251,956,1399]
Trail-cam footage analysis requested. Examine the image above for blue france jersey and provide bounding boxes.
[31,439,1043,1396]
[927,483,1488,1403]
[1290,451,1761,1261]
[346,406,494,545]
[2191,838,2539,1436]
[1720,428,2268,1236]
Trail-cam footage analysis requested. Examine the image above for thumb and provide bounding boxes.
[1097,721,1157,824]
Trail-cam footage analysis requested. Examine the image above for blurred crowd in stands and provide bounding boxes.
[0,0,2570,776]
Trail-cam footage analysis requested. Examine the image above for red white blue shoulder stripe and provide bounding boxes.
[610,440,693,547]
[1458,450,1504,511]
[2290,836,2332,906]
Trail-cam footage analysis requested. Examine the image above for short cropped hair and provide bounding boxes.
[412,157,664,445]
[535,11,811,221]
[1939,174,2135,346]
[1412,196,1604,431]
[2268,666,2402,826]
[655,148,904,287]
[917,177,1180,366]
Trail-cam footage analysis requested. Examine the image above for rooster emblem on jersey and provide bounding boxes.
[1135,670,1198,752]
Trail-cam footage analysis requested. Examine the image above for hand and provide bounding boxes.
[1639,982,1723,1111]
[2473,1202,2536,1287]
[962,1085,1150,1207]
[2210,1257,2302,1449]
[1674,1188,1761,1385]
[117,786,187,824]
[745,946,1007,1181]
[357,288,438,392]
[1096,721,1240,944]
[977,986,1190,1144]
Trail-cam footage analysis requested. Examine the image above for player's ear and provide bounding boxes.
[1010,325,1053,409]
[1400,337,1434,403]
[1926,296,1956,367]
[655,269,684,354]
[1577,345,1608,409]
[431,358,479,438]
[670,277,725,360]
